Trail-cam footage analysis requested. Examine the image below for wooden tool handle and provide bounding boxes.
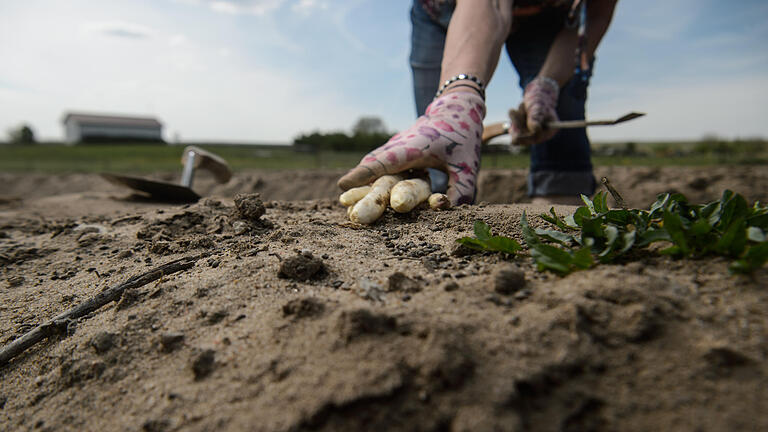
[182,146,232,184]
[482,122,509,144]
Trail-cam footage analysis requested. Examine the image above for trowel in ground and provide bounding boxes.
[100,146,232,203]
[482,111,645,144]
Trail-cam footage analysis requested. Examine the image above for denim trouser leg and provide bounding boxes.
[410,1,452,193]
[505,13,596,197]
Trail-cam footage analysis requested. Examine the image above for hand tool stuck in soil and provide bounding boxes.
[481,111,645,144]
[100,146,232,203]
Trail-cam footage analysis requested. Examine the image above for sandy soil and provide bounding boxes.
[1,167,767,431]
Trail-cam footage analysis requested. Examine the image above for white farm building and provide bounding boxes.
[62,112,164,144]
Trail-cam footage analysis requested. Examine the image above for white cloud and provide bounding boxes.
[207,0,285,15]
[292,0,328,15]
[86,21,154,39]
[169,34,188,47]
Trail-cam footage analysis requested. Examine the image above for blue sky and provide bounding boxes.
[1,0,767,143]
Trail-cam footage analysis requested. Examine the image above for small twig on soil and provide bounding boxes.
[0,254,204,368]
[601,177,628,209]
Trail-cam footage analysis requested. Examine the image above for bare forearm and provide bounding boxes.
[538,0,617,86]
[441,0,514,85]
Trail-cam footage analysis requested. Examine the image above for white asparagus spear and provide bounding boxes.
[339,185,372,207]
[428,193,450,210]
[390,178,431,213]
[349,175,402,224]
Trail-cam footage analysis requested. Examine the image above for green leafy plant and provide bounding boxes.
[455,190,768,276]
[456,220,522,256]
[533,190,768,274]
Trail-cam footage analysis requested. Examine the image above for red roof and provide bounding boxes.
[62,112,162,128]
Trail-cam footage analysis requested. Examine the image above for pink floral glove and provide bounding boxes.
[516,76,560,145]
[338,91,485,205]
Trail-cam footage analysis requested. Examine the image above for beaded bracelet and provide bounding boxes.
[441,83,485,100]
[435,74,486,99]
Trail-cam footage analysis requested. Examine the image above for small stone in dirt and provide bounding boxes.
[331,280,344,289]
[358,278,386,302]
[7,276,25,287]
[486,294,512,307]
[278,253,327,281]
[703,346,753,372]
[449,242,477,257]
[191,237,216,249]
[117,250,133,259]
[337,309,397,342]
[493,265,526,295]
[191,349,216,380]
[282,297,325,319]
[78,232,103,247]
[388,272,421,293]
[90,332,116,354]
[149,241,172,255]
[160,332,185,352]
[143,418,171,432]
[232,220,249,235]
[234,193,266,221]
[207,310,229,325]
[443,281,459,292]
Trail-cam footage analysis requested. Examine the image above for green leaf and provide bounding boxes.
[729,242,768,274]
[530,243,574,275]
[637,228,671,246]
[593,191,610,213]
[582,194,596,215]
[599,225,620,258]
[541,208,578,231]
[572,247,594,269]
[715,218,747,257]
[747,213,768,230]
[649,193,671,218]
[717,191,749,229]
[473,220,492,242]
[747,226,766,243]
[663,210,690,256]
[485,236,523,254]
[690,218,713,236]
[535,228,576,246]
[620,230,637,254]
[520,212,540,247]
[456,237,489,251]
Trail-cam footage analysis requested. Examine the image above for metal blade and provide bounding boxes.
[100,173,200,203]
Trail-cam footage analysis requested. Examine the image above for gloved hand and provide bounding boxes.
[338,91,485,205]
[508,76,560,146]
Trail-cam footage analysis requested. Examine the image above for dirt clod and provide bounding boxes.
[388,272,421,293]
[493,265,526,295]
[282,297,325,319]
[278,253,326,281]
[160,332,185,352]
[142,418,171,432]
[90,332,116,354]
[337,309,397,342]
[234,193,265,221]
[191,350,216,380]
[6,276,25,287]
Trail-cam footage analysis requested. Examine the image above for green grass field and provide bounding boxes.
[0,141,766,174]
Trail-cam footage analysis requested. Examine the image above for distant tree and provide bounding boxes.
[352,116,388,136]
[292,117,393,153]
[8,124,36,145]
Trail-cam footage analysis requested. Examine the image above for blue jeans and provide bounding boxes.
[409,0,596,198]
